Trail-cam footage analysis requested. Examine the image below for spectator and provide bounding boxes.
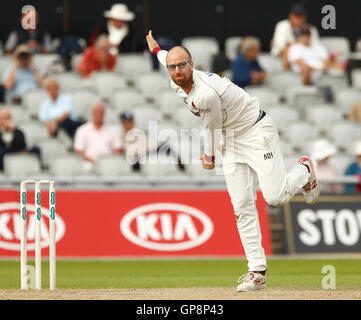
[0,108,26,170]
[271,3,319,69]
[74,102,122,171]
[119,111,185,172]
[2,44,44,103]
[39,78,83,138]
[310,139,342,194]
[89,3,143,55]
[77,35,116,78]
[231,36,266,88]
[344,142,361,193]
[288,25,345,85]
[5,8,52,55]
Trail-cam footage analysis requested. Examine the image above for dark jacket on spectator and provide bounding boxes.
[232,54,264,88]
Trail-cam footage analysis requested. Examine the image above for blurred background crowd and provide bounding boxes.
[0,1,361,194]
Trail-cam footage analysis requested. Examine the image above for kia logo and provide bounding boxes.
[0,202,65,251]
[120,202,214,251]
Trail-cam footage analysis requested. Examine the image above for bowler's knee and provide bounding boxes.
[263,193,286,207]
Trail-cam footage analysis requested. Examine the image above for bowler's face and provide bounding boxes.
[166,48,193,87]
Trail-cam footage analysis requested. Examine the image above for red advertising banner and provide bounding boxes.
[0,190,272,257]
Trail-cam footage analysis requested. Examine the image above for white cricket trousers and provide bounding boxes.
[222,114,309,271]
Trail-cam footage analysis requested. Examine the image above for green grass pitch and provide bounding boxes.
[1,258,360,290]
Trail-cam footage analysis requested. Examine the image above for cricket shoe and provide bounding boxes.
[236,271,266,292]
[298,156,320,205]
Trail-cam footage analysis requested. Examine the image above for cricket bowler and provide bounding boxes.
[146,30,320,291]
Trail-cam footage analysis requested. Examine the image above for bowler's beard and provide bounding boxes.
[171,73,192,89]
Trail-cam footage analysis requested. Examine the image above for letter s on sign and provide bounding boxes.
[297,209,321,246]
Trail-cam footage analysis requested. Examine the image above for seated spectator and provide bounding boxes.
[271,3,319,69]
[0,108,26,170]
[2,45,44,103]
[39,78,83,138]
[5,8,52,55]
[231,36,265,88]
[89,3,143,55]
[344,142,361,193]
[288,25,345,85]
[119,111,185,172]
[311,139,342,194]
[74,102,122,171]
[77,35,116,78]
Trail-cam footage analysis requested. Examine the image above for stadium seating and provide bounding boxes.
[285,86,326,110]
[328,121,361,152]
[305,104,343,135]
[181,37,220,71]
[287,121,317,151]
[225,36,242,61]
[18,121,49,149]
[132,103,162,131]
[71,53,83,70]
[159,90,185,118]
[243,86,280,110]
[116,53,153,81]
[33,54,60,75]
[36,138,69,168]
[258,53,283,75]
[328,154,355,175]
[3,153,41,177]
[0,56,13,77]
[351,69,361,89]
[91,71,127,100]
[136,72,169,101]
[7,105,31,123]
[50,154,83,177]
[141,152,184,177]
[320,36,351,62]
[71,88,101,120]
[96,155,132,177]
[333,88,361,115]
[267,106,298,134]
[266,72,303,97]
[53,72,82,92]
[22,88,48,118]
[111,88,145,114]
[175,108,203,130]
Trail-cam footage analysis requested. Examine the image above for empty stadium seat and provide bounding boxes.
[320,37,351,62]
[175,108,203,130]
[315,74,349,89]
[136,72,169,101]
[334,88,361,115]
[267,106,298,133]
[22,89,48,118]
[116,53,153,80]
[96,155,132,177]
[71,53,83,70]
[305,104,343,134]
[0,56,13,78]
[5,105,31,123]
[225,36,242,61]
[50,154,83,177]
[157,120,180,145]
[284,155,300,171]
[3,153,41,177]
[132,103,163,131]
[111,88,145,113]
[141,152,183,177]
[328,121,361,152]
[243,86,280,110]
[328,154,355,175]
[91,71,127,100]
[351,68,361,89]
[286,86,326,110]
[36,138,69,168]
[33,54,60,75]
[258,53,283,75]
[266,72,303,97]
[181,37,220,71]
[53,72,82,92]
[71,89,101,120]
[18,121,49,149]
[159,90,184,117]
[287,121,317,151]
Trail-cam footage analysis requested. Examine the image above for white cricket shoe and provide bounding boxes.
[236,271,266,292]
[298,156,321,205]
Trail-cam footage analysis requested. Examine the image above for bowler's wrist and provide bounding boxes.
[152,47,161,56]
[204,154,215,163]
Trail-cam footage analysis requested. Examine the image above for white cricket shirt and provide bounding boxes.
[156,49,261,157]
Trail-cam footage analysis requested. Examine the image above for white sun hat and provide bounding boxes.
[311,139,337,161]
[104,3,135,21]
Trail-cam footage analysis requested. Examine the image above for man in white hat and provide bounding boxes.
[345,141,361,193]
[89,3,138,55]
[311,139,341,193]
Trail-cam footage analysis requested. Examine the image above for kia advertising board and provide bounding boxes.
[283,195,361,254]
[0,189,272,257]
